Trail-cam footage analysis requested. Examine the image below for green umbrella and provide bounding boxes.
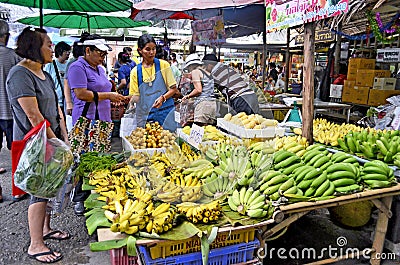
[18,12,151,31]
[0,0,132,27]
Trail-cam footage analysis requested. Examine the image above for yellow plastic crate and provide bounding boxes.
[148,227,255,259]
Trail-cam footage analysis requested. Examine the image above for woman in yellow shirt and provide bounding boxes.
[129,34,178,131]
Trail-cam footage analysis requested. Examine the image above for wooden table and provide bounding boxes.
[258,184,400,265]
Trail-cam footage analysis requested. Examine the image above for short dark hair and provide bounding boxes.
[15,27,47,63]
[203,53,218,65]
[123,46,132,53]
[137,34,156,50]
[72,40,84,58]
[121,53,131,63]
[54,41,71,57]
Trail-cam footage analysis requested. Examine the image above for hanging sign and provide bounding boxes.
[376,48,400,63]
[295,30,335,45]
[265,0,349,32]
[191,15,226,46]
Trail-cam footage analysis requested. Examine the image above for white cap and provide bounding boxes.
[184,53,203,69]
[82,39,111,51]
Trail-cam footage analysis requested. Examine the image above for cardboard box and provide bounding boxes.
[367,89,400,106]
[347,67,358,81]
[348,58,376,69]
[342,85,370,105]
[373,78,396,90]
[356,69,391,87]
[330,84,343,98]
[344,80,355,90]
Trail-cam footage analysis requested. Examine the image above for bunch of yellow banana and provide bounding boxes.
[104,198,150,235]
[150,152,171,177]
[203,125,226,141]
[247,141,275,154]
[182,159,214,179]
[146,203,176,234]
[176,201,221,224]
[224,112,278,129]
[128,187,153,203]
[181,142,202,162]
[98,185,128,210]
[165,143,190,168]
[155,181,183,203]
[129,152,150,167]
[274,135,308,157]
[313,118,364,146]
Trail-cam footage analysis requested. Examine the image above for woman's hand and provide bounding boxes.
[109,92,126,102]
[181,95,190,102]
[152,95,165,109]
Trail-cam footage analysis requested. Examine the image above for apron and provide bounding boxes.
[136,58,176,132]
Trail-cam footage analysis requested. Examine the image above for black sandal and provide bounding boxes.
[28,250,63,263]
[43,230,71,241]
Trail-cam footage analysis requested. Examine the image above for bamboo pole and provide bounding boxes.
[285,28,291,93]
[334,23,342,76]
[302,22,316,143]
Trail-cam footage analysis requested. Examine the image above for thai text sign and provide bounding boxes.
[376,48,400,63]
[295,30,335,45]
[265,0,349,32]
[191,15,226,46]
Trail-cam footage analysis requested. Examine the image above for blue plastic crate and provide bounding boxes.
[138,239,260,265]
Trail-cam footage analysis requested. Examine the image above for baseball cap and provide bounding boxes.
[82,39,112,51]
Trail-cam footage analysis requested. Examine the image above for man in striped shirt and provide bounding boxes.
[202,53,259,115]
[0,19,22,202]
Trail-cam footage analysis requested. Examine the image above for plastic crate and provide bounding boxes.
[138,239,260,265]
[110,247,138,265]
[147,227,255,259]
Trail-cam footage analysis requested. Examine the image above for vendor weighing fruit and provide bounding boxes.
[129,34,178,131]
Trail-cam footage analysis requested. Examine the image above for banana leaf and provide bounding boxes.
[139,221,201,241]
[86,211,111,235]
[222,205,268,226]
[84,193,106,209]
[90,237,129,252]
[82,177,96,191]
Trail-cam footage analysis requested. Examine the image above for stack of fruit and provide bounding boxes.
[223,112,278,129]
[227,187,273,218]
[126,122,176,149]
[360,160,396,189]
[313,118,364,146]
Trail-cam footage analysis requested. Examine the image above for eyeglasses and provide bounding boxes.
[93,48,108,57]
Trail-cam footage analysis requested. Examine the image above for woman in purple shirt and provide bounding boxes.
[68,35,125,124]
[67,34,125,215]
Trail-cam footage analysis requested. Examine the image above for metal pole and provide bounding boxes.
[39,0,43,28]
[86,14,91,33]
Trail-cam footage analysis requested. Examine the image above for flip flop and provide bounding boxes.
[43,230,71,241]
[12,193,29,202]
[0,168,6,174]
[28,250,63,263]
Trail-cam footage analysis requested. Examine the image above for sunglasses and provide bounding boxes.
[93,48,108,57]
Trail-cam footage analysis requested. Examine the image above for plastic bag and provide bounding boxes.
[14,122,74,199]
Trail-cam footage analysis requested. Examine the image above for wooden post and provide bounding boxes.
[333,23,342,76]
[285,28,291,93]
[302,22,316,143]
[371,196,393,265]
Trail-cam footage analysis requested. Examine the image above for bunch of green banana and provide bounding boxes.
[326,162,361,194]
[254,170,300,201]
[202,173,235,200]
[280,141,308,157]
[247,141,275,154]
[301,146,332,170]
[361,160,396,189]
[181,159,214,179]
[215,149,254,186]
[228,186,273,218]
[146,203,176,234]
[273,150,301,171]
[176,201,221,224]
[105,198,150,235]
[250,150,273,174]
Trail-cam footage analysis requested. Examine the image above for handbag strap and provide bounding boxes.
[52,60,65,101]
[81,91,99,120]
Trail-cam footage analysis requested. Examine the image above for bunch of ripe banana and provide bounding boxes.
[313,118,364,146]
[150,152,172,177]
[338,129,400,164]
[255,170,302,201]
[214,145,254,186]
[360,160,396,189]
[228,186,273,218]
[202,173,236,200]
[129,152,150,167]
[104,198,150,235]
[181,142,202,162]
[274,135,309,157]
[224,112,278,129]
[176,201,222,224]
[165,143,190,168]
[146,203,176,234]
[181,125,226,142]
[247,141,275,155]
[182,159,214,179]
